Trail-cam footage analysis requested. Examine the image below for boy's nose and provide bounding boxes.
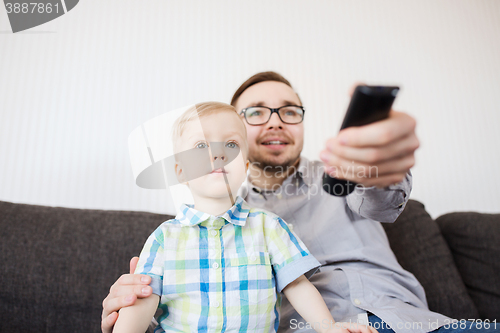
[212,153,227,170]
[210,143,228,169]
[213,155,226,161]
[209,142,240,170]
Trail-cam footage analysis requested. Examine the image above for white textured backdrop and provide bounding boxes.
[1,0,499,217]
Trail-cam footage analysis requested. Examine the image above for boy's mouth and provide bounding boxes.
[210,168,227,174]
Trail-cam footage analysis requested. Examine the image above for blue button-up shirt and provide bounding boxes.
[239,157,450,333]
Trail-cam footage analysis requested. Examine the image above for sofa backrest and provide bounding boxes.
[0,200,171,333]
[1,199,498,332]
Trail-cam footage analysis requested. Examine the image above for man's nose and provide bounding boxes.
[266,112,283,129]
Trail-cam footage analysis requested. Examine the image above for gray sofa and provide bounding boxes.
[0,199,499,332]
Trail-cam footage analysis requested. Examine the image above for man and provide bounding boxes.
[102,72,495,333]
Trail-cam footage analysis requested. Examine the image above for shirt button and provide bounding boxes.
[214,301,220,307]
[212,262,219,269]
[276,193,282,199]
[210,230,218,236]
[354,298,361,305]
[250,255,257,262]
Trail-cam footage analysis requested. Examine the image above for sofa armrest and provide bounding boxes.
[436,212,500,320]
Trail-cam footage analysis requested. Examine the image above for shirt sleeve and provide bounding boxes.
[346,171,412,223]
[134,226,165,296]
[263,215,321,293]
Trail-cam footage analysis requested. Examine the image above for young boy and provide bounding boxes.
[113,102,376,333]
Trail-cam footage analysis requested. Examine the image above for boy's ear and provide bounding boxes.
[175,162,188,185]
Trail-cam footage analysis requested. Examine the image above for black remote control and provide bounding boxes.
[322,85,400,196]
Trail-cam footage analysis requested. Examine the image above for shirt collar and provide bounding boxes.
[175,196,250,227]
[294,156,314,187]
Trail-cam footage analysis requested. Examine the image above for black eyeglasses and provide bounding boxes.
[239,105,305,125]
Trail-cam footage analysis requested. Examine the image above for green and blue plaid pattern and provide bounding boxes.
[135,196,320,333]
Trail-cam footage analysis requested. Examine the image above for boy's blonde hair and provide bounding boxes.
[172,101,248,154]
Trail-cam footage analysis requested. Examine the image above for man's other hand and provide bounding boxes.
[101,257,153,333]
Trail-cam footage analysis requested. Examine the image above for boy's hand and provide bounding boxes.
[326,322,378,333]
[101,257,153,333]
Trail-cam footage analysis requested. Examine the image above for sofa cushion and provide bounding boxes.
[382,199,479,319]
[0,200,171,333]
[436,212,500,320]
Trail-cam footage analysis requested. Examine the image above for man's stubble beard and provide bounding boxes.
[248,146,301,173]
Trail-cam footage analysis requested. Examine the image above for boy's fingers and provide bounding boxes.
[130,256,139,274]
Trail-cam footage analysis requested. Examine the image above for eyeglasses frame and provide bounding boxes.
[239,105,306,125]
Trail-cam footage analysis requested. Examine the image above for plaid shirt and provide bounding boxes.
[135,196,320,333]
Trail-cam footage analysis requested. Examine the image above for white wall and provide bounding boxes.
[1,0,499,218]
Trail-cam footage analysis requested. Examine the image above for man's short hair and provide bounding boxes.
[171,101,248,154]
[230,71,302,107]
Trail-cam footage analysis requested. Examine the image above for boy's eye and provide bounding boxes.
[196,142,208,149]
[225,141,238,148]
